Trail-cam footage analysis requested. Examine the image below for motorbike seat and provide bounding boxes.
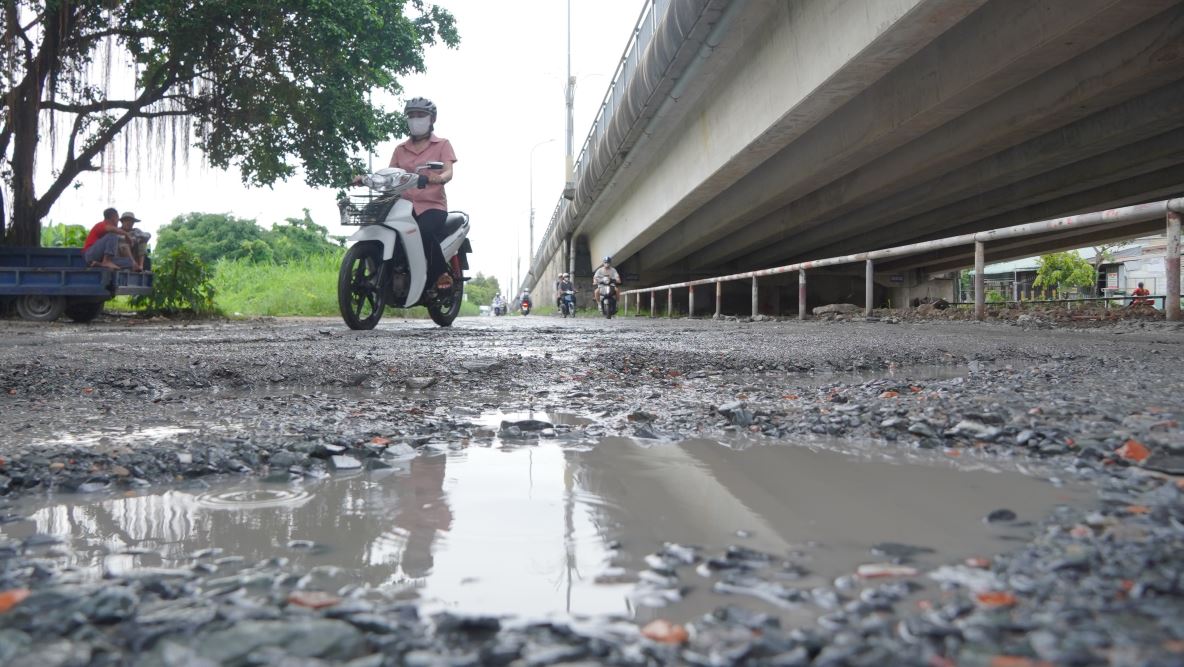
[442,212,468,236]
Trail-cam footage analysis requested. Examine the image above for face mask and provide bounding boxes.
[408,117,431,137]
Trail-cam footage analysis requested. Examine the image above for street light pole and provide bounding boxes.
[564,0,575,200]
[528,138,555,276]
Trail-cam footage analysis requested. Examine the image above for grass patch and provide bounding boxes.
[211,250,480,318]
[213,251,344,317]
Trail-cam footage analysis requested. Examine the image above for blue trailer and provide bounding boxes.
[0,247,153,322]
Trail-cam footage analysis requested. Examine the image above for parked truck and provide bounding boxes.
[0,247,153,323]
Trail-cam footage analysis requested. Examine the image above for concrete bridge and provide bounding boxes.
[524,0,1184,312]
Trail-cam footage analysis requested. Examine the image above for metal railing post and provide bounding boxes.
[1168,211,1181,322]
[715,281,722,319]
[667,288,673,317]
[688,286,695,318]
[974,241,986,321]
[649,291,655,318]
[798,271,807,320]
[751,277,759,318]
[865,259,874,316]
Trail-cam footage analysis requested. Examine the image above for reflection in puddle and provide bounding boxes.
[45,425,195,448]
[1,435,1084,623]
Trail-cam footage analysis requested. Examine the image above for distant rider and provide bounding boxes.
[556,272,575,309]
[592,256,621,303]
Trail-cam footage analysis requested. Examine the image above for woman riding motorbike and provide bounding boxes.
[353,97,457,292]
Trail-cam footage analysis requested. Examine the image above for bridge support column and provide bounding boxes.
[1167,211,1181,322]
[865,260,874,317]
[649,292,655,318]
[715,282,722,319]
[751,277,759,318]
[667,288,673,318]
[688,286,695,319]
[798,271,807,320]
[974,241,986,321]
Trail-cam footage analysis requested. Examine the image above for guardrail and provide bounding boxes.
[621,197,1184,322]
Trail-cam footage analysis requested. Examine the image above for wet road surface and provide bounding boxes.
[0,314,1181,665]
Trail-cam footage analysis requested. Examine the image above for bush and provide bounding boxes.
[41,222,88,247]
[986,290,1006,303]
[131,248,218,315]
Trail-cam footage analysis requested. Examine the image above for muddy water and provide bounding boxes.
[0,432,1084,624]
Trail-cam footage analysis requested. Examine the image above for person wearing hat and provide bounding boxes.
[82,207,134,271]
[117,211,151,272]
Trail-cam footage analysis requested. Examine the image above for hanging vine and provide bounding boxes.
[1,0,459,246]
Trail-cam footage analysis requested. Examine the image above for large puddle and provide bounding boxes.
[0,430,1084,624]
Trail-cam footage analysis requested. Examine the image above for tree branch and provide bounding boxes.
[36,67,181,218]
[63,27,163,47]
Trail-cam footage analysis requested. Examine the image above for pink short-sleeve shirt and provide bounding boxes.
[390,134,458,216]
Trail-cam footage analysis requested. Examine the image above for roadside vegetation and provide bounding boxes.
[108,211,494,318]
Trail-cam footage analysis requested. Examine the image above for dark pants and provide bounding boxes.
[83,234,133,268]
[415,208,449,283]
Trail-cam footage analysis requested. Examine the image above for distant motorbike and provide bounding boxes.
[559,290,576,318]
[493,301,507,316]
[520,296,532,316]
[596,276,618,319]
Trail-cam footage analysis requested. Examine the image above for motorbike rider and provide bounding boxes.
[352,97,457,292]
[592,256,622,303]
[556,272,576,309]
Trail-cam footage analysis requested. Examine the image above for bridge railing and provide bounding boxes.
[620,197,1184,322]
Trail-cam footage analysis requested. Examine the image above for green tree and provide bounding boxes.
[1,1,458,245]
[1089,243,1122,297]
[1033,252,1095,296]
[466,273,501,306]
[263,210,338,263]
[155,212,267,265]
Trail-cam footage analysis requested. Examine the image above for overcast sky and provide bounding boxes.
[41,0,645,294]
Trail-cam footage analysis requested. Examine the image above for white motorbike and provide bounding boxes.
[337,163,472,330]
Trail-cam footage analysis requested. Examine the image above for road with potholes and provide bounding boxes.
[0,314,1181,665]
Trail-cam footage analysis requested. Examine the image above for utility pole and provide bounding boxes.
[563,0,576,201]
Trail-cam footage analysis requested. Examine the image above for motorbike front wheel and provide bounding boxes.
[603,297,616,319]
[338,242,386,330]
[427,255,464,327]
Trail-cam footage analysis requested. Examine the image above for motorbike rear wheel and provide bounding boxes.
[427,255,464,327]
[339,242,386,330]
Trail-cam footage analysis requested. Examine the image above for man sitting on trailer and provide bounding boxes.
[82,207,134,271]
[117,211,151,272]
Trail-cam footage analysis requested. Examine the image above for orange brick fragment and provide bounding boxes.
[287,591,341,609]
[641,619,689,644]
[0,589,29,613]
[1116,439,1151,462]
[976,591,1017,608]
